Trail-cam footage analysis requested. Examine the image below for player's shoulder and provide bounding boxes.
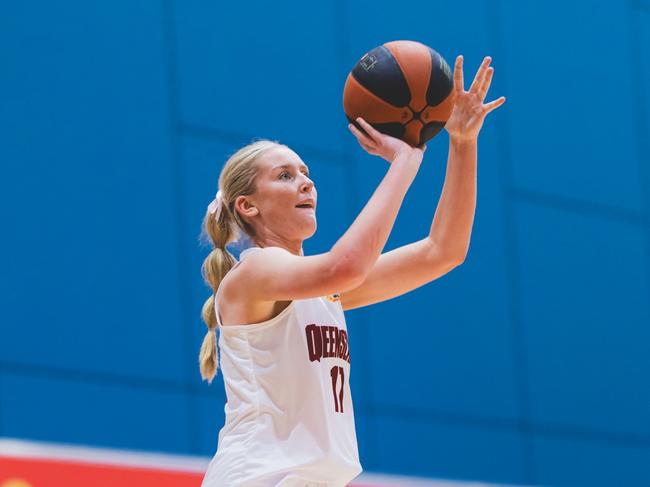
[221,246,297,306]
[236,245,290,267]
[227,246,288,281]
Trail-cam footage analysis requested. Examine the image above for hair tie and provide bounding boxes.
[207,190,224,222]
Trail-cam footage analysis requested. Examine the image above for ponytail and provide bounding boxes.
[197,139,283,384]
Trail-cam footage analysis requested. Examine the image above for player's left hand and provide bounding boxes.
[444,55,506,142]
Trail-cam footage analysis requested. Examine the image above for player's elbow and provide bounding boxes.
[330,258,367,293]
[428,241,467,270]
[448,252,466,268]
[440,242,468,268]
[432,246,466,272]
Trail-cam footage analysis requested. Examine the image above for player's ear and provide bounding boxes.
[234,195,259,218]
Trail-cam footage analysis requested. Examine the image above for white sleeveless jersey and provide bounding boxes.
[201,247,362,487]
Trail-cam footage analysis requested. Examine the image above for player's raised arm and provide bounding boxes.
[340,55,508,310]
[239,123,425,302]
[429,54,505,256]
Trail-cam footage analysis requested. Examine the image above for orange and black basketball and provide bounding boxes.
[343,40,455,148]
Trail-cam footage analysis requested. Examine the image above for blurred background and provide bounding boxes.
[1,1,649,486]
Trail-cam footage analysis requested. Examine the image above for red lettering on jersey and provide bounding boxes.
[305,324,351,364]
[305,324,322,362]
[334,326,341,359]
[330,326,338,357]
[320,326,330,357]
[339,330,348,362]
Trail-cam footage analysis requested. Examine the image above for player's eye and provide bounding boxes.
[279,168,309,180]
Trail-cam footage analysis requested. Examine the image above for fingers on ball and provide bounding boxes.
[356,117,379,138]
[349,123,376,147]
[352,119,378,145]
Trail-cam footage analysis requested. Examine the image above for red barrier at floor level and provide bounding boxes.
[0,456,204,487]
[0,439,464,487]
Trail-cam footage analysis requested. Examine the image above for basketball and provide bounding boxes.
[343,40,455,148]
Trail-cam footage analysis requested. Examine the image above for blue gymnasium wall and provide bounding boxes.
[1,1,649,486]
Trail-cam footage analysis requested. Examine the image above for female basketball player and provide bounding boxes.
[199,55,505,486]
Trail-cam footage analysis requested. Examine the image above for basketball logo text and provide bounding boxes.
[360,53,378,71]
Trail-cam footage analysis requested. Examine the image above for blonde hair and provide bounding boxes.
[198,138,285,384]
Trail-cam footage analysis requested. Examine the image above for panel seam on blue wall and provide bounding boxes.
[179,122,350,164]
[0,361,194,394]
[491,0,536,483]
[627,0,650,379]
[161,0,200,455]
[627,0,650,11]
[365,404,650,448]
[0,366,3,436]
[365,404,521,432]
[507,187,648,225]
[531,420,650,449]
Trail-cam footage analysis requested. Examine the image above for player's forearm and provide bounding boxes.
[428,137,478,260]
[332,151,421,277]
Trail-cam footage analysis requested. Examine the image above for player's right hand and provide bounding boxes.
[348,116,426,164]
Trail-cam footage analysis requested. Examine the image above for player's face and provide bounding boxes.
[250,146,318,242]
